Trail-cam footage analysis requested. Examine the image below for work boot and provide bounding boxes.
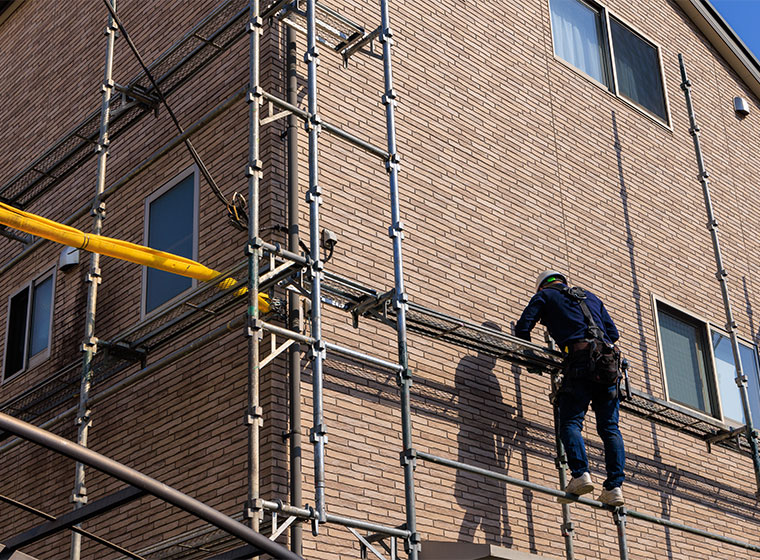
[557,472,593,503]
[598,486,625,507]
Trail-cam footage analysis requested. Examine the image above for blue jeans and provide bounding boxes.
[558,379,625,490]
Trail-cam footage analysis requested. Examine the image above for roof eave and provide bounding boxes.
[673,0,760,100]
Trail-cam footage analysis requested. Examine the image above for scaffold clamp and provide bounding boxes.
[405,532,421,553]
[245,237,265,255]
[388,220,404,239]
[310,423,328,444]
[304,47,320,63]
[308,340,326,361]
[247,15,263,30]
[560,521,574,536]
[81,337,99,354]
[400,448,417,469]
[71,486,88,505]
[244,498,264,521]
[247,86,265,102]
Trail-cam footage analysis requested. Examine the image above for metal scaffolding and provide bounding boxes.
[1,1,760,560]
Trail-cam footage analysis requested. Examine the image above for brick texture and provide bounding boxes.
[1,0,760,559]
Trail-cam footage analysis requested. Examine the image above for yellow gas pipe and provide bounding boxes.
[0,201,270,313]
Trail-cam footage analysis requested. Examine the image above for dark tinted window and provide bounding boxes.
[610,18,667,120]
[145,174,195,314]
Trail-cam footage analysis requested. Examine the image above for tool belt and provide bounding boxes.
[564,338,621,386]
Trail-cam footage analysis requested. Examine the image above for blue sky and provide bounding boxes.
[711,0,760,60]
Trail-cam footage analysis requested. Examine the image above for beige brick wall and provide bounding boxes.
[1,0,760,559]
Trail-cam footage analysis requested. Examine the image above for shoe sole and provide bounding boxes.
[557,483,594,503]
[600,498,625,507]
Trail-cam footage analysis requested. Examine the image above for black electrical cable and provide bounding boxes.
[99,0,248,229]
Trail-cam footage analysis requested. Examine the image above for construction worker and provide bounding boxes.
[514,270,625,507]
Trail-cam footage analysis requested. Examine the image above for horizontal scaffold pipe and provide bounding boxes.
[0,412,303,560]
[261,500,410,538]
[0,316,246,455]
[0,201,270,312]
[261,90,389,160]
[0,86,246,276]
[261,321,404,372]
[417,451,760,553]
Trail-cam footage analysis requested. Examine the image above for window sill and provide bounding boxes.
[551,55,673,133]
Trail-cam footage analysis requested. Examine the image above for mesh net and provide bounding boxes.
[0,0,248,209]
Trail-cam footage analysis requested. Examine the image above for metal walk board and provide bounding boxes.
[419,542,561,560]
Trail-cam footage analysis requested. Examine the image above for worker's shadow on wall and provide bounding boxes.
[454,322,516,546]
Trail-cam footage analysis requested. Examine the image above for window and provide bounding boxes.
[3,270,55,381]
[711,331,760,426]
[142,168,198,316]
[655,299,760,425]
[549,0,669,122]
[657,304,717,416]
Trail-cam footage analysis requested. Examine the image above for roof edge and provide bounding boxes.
[673,0,760,100]
[0,0,25,28]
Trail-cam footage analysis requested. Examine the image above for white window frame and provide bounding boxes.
[652,295,721,421]
[141,166,199,318]
[547,0,673,127]
[2,267,56,383]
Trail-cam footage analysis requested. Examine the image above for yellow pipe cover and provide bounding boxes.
[0,201,270,313]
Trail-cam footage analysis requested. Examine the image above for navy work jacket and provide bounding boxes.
[515,283,619,348]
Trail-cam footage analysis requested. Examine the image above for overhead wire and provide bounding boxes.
[99,0,248,229]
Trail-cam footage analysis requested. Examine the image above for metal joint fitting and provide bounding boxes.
[388,221,405,239]
[379,29,394,44]
[72,488,88,504]
[309,423,328,444]
[308,340,326,361]
[245,160,264,178]
[244,406,264,426]
[246,18,263,33]
[249,317,264,331]
[716,269,728,280]
[91,201,107,217]
[247,86,265,104]
[243,498,264,520]
[690,124,700,134]
[613,507,627,525]
[561,521,575,536]
[735,375,748,385]
[700,170,710,179]
[85,272,102,286]
[400,448,417,468]
[707,218,718,229]
[75,410,92,426]
[405,532,421,553]
[245,237,265,255]
[81,338,99,353]
[382,89,398,106]
[396,368,412,388]
[312,260,324,273]
[304,47,320,62]
[681,79,692,89]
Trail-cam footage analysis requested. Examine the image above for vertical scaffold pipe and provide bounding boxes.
[679,54,760,494]
[305,0,328,526]
[70,4,116,559]
[286,23,303,555]
[246,0,264,533]
[551,375,575,560]
[378,1,418,557]
[614,508,629,560]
